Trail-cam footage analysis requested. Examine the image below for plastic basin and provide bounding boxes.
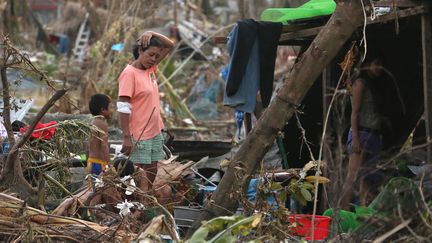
[288,214,331,240]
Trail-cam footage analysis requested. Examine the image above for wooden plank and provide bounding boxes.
[278,39,312,46]
[282,23,320,32]
[421,7,432,162]
[279,5,427,42]
[279,26,323,41]
[213,24,320,44]
[368,5,426,24]
[374,0,422,7]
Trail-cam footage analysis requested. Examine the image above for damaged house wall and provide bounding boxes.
[287,10,426,212]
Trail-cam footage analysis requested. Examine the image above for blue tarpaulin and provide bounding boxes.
[111,43,125,52]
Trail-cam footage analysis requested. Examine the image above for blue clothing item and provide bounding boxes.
[224,19,282,108]
[90,163,104,175]
[347,128,382,156]
[235,110,245,125]
[235,110,245,139]
[223,24,260,113]
[220,65,229,81]
[57,35,69,54]
[347,128,384,183]
[87,159,105,192]
[2,142,10,155]
[247,178,280,208]
[225,20,257,96]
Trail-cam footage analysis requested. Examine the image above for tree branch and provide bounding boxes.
[1,89,67,195]
[10,89,67,152]
[0,66,15,146]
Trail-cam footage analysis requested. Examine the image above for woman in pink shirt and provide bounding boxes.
[117,31,173,191]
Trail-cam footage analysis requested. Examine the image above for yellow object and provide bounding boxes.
[220,159,231,168]
[87,157,108,189]
[305,175,330,184]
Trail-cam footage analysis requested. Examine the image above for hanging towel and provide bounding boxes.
[223,23,260,113]
[224,19,282,112]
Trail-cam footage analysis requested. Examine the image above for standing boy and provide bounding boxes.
[88,94,112,188]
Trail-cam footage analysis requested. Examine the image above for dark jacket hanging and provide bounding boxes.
[257,21,282,107]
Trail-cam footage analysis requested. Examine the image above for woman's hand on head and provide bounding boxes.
[139,31,153,48]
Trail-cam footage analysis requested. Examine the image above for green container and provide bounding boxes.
[323,206,375,233]
[260,0,336,23]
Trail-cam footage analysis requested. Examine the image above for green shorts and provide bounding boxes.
[130,133,165,164]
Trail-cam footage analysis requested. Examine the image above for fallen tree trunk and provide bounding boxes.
[189,0,365,236]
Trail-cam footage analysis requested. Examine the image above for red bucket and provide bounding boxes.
[288,214,331,240]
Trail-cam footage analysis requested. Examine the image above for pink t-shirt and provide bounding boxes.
[118,64,164,141]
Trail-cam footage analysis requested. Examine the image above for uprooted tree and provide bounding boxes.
[189,0,365,235]
[0,36,67,199]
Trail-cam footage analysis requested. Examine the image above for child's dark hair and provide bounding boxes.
[132,37,164,60]
[113,157,135,177]
[89,94,111,116]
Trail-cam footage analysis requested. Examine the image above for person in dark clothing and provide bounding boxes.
[340,54,386,210]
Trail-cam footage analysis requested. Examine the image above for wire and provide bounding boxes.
[360,0,368,62]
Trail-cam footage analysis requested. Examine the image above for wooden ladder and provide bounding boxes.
[72,13,90,62]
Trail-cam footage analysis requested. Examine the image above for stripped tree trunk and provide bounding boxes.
[188,0,364,236]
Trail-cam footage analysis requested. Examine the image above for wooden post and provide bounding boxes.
[185,0,190,21]
[237,0,245,20]
[245,112,252,135]
[173,0,178,25]
[422,2,432,162]
[322,65,332,123]
[321,64,331,210]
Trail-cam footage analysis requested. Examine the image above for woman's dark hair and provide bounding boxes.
[351,48,385,80]
[132,37,164,60]
[353,50,386,114]
[113,157,135,177]
[89,94,111,116]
